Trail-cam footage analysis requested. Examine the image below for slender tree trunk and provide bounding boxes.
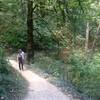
[85,22,89,53]
[92,22,100,51]
[57,0,66,24]
[27,0,34,62]
[40,1,45,17]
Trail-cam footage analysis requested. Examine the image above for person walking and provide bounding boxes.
[17,49,25,70]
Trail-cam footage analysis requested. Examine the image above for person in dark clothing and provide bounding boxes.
[17,49,24,70]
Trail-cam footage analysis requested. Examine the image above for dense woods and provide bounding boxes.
[0,0,100,100]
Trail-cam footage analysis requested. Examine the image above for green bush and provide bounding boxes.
[33,51,100,100]
[0,47,9,74]
[33,52,64,77]
[0,47,27,99]
[68,51,100,100]
[0,47,9,99]
[1,32,27,50]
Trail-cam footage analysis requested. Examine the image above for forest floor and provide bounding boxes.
[8,53,81,100]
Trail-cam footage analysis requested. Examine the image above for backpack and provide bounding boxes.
[18,54,22,62]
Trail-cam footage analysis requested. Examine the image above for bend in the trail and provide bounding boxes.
[9,59,72,100]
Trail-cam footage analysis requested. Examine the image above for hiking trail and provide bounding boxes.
[9,59,72,100]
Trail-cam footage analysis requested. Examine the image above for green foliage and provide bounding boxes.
[33,52,64,77]
[0,0,94,50]
[0,47,9,74]
[0,0,27,50]
[0,0,100,99]
[68,51,100,100]
[4,32,27,50]
[0,47,10,99]
[33,51,100,100]
[0,47,27,99]
[33,18,56,49]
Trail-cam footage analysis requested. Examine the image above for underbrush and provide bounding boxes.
[68,50,100,100]
[0,48,27,100]
[33,52,64,78]
[33,51,100,100]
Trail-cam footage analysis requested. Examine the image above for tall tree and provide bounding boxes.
[85,22,90,52]
[27,0,34,62]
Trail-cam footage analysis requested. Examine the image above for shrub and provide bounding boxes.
[0,47,27,99]
[68,51,100,100]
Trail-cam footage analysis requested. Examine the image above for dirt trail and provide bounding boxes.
[9,59,71,100]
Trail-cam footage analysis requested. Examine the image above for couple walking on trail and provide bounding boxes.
[17,49,25,70]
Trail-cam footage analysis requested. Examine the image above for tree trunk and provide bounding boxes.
[85,22,89,53]
[27,0,34,63]
[40,1,45,17]
[92,22,100,51]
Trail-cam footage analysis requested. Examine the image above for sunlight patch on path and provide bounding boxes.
[9,60,71,100]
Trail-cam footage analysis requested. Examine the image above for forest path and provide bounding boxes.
[9,59,71,100]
